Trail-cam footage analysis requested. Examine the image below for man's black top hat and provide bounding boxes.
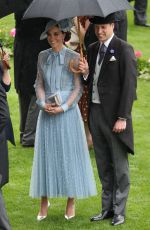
[89,13,115,24]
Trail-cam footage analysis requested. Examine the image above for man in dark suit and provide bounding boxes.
[114,11,128,41]
[84,10,127,51]
[0,63,12,230]
[79,14,137,226]
[14,0,49,146]
[132,0,150,27]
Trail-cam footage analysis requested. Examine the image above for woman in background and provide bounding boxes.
[0,50,14,230]
[66,17,94,148]
[0,50,15,146]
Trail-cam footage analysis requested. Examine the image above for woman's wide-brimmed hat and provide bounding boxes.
[40,18,73,40]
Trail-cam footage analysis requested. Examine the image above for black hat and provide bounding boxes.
[89,13,115,24]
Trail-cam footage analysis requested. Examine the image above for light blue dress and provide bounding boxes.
[30,46,97,198]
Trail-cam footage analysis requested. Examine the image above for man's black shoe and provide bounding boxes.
[90,210,114,222]
[22,144,34,147]
[135,23,150,27]
[143,24,150,27]
[112,215,125,226]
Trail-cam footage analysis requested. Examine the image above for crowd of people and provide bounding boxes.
[0,3,145,229]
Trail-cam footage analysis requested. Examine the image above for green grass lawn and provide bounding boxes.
[1,5,150,230]
[127,4,150,59]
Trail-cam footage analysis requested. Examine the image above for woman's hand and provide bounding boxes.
[44,103,63,115]
[1,52,11,86]
[2,52,10,70]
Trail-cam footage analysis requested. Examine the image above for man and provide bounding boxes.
[114,11,128,41]
[14,0,49,147]
[0,56,12,230]
[133,0,150,27]
[84,10,127,51]
[79,13,137,226]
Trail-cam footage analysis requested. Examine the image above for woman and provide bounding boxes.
[0,50,15,146]
[66,17,93,148]
[0,50,14,230]
[0,51,11,91]
[30,19,97,221]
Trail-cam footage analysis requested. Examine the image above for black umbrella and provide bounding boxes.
[23,0,132,20]
[0,0,33,19]
[23,0,132,72]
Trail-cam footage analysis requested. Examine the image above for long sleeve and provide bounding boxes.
[34,55,46,109]
[0,63,11,92]
[117,44,137,119]
[1,81,11,92]
[0,84,9,134]
[61,73,82,112]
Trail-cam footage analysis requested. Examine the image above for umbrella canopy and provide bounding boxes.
[0,0,33,19]
[23,0,132,21]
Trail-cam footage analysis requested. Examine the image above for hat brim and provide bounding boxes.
[40,18,73,40]
[40,31,48,40]
[89,14,115,24]
[40,20,58,40]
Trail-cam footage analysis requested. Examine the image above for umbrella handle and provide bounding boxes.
[77,17,83,58]
[69,17,83,73]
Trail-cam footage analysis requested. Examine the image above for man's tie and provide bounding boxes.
[98,43,107,65]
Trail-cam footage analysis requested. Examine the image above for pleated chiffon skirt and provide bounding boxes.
[30,105,97,198]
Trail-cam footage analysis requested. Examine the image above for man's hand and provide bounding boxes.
[112,119,127,133]
[78,57,89,75]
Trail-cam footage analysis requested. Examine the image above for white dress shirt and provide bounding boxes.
[92,33,114,104]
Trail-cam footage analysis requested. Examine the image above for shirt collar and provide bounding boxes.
[101,33,114,48]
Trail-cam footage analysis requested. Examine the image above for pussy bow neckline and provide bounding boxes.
[46,46,66,65]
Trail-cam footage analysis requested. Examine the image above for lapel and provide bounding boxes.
[90,42,100,76]
[98,35,117,80]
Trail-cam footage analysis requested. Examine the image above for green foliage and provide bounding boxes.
[0,14,15,55]
[137,58,150,80]
[0,28,14,55]
[127,2,150,60]
[0,14,15,29]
